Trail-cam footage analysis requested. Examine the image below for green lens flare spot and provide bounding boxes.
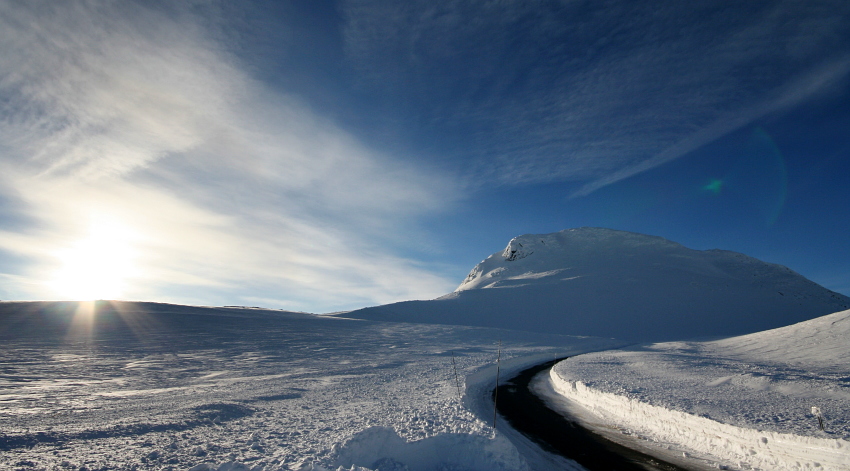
[703,179,724,194]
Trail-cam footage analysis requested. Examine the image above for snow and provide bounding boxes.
[3,228,850,470]
[0,301,615,471]
[547,309,850,470]
[344,228,850,341]
[327,426,525,471]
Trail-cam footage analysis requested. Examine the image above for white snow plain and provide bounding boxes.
[0,301,617,471]
[547,309,850,470]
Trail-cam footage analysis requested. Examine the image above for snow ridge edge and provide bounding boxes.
[548,367,850,471]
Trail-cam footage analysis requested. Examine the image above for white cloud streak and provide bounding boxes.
[572,56,850,197]
[0,1,459,311]
[341,0,850,193]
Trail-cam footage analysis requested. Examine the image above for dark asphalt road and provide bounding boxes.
[495,358,693,471]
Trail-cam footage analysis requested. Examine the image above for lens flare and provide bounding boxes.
[63,300,164,342]
[66,300,98,341]
[703,179,724,194]
[751,127,788,227]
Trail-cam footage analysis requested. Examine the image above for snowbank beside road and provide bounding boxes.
[548,309,850,470]
[549,370,849,470]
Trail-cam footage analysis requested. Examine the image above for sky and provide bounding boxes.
[1,0,849,313]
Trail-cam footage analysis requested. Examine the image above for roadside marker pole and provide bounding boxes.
[451,350,462,400]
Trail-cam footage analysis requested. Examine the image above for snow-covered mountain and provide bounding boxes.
[343,228,850,342]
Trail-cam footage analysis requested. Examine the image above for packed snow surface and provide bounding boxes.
[548,309,850,470]
[344,228,850,341]
[0,301,616,471]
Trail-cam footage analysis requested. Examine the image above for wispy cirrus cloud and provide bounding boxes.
[0,1,459,311]
[572,56,850,198]
[340,0,850,192]
[0,1,240,177]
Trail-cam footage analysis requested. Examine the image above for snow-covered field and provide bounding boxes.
[4,229,849,471]
[0,301,617,471]
[547,309,850,470]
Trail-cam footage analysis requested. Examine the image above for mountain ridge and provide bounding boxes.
[343,228,849,342]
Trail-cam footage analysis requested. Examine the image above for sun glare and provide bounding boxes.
[49,216,141,301]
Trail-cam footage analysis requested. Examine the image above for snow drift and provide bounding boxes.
[343,228,850,341]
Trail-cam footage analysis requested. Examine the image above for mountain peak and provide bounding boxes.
[346,227,850,342]
[458,227,689,291]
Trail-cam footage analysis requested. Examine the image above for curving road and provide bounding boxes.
[495,358,692,471]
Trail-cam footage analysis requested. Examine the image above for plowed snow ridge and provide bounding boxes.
[549,309,850,471]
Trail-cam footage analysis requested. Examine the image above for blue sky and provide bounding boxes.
[1,0,848,312]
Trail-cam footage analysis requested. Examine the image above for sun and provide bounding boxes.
[49,216,141,301]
